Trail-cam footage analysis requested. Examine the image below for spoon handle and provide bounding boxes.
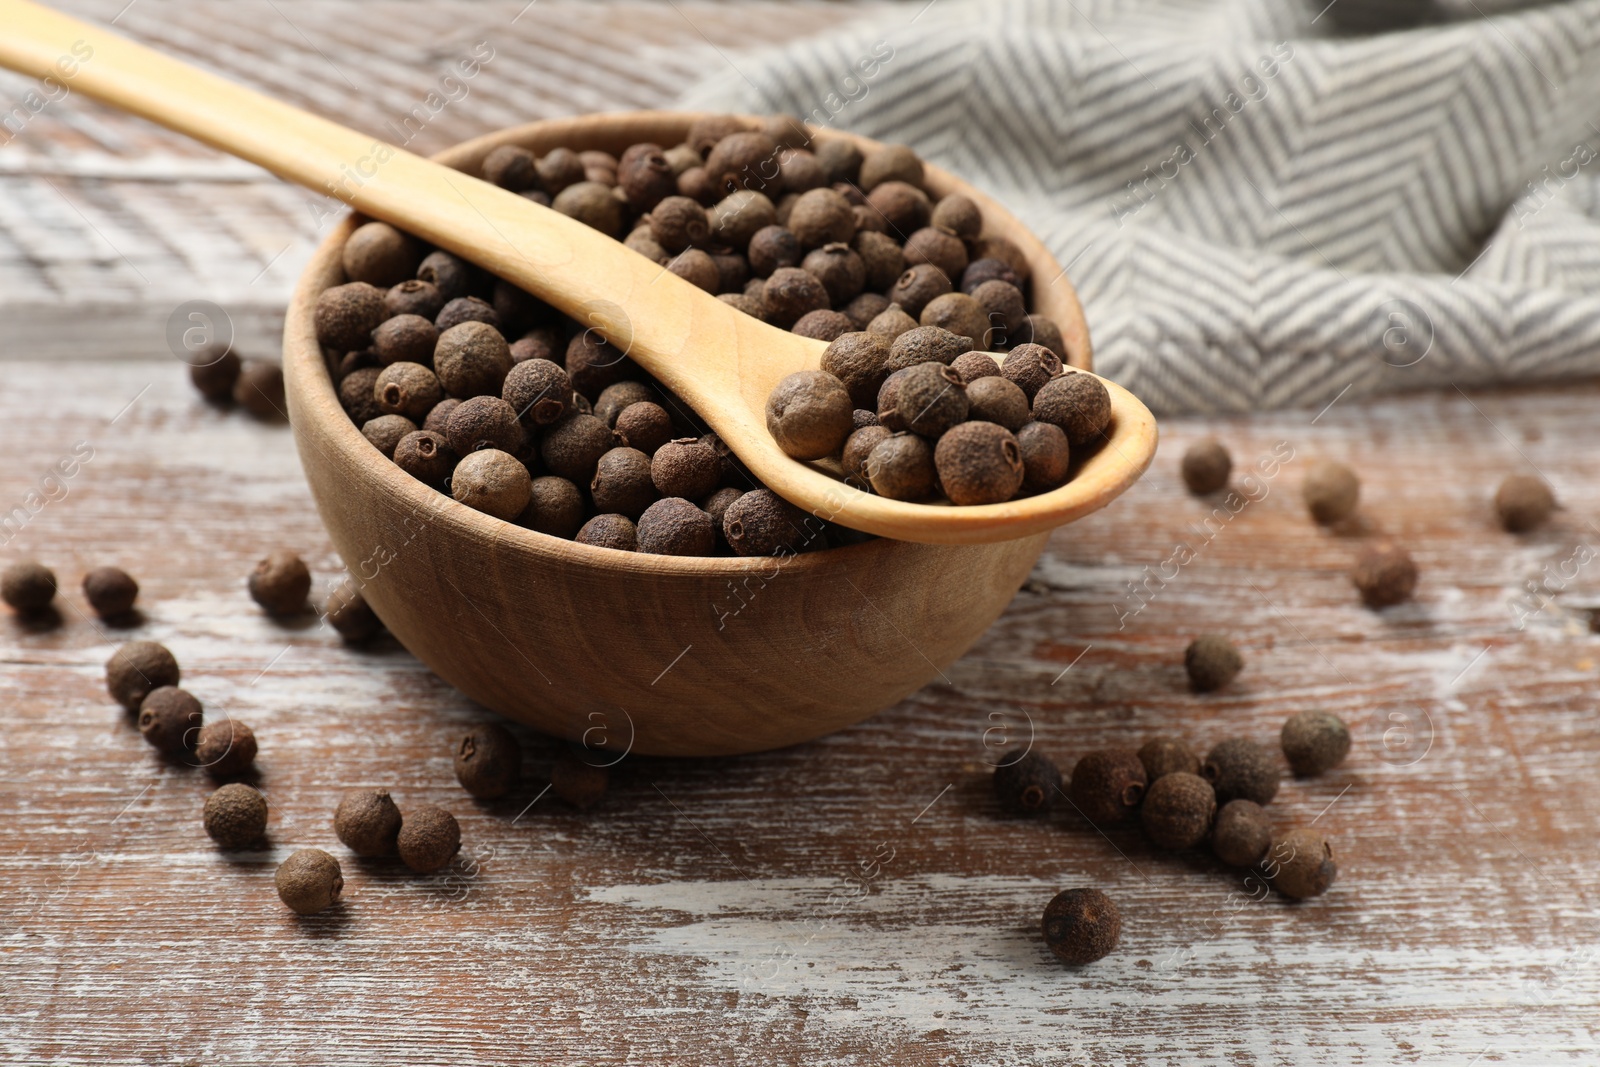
[0,0,798,403]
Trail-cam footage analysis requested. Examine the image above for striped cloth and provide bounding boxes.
[682,0,1600,414]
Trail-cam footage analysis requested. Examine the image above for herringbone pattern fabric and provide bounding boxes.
[684,0,1600,413]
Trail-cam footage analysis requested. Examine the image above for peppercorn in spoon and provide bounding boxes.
[0,0,1156,544]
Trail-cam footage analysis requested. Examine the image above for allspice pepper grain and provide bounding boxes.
[859,143,925,193]
[455,722,522,800]
[106,640,180,712]
[722,489,807,557]
[233,361,285,420]
[436,295,500,333]
[452,449,533,521]
[393,430,456,489]
[1268,829,1337,899]
[576,514,638,551]
[189,346,241,403]
[138,686,203,754]
[999,343,1061,401]
[1280,711,1351,776]
[372,315,439,367]
[964,376,1030,432]
[853,230,905,293]
[1202,738,1280,806]
[552,180,624,236]
[636,498,716,556]
[339,367,385,426]
[762,267,830,330]
[802,243,866,306]
[1495,474,1555,533]
[893,362,968,439]
[1185,633,1242,692]
[652,438,723,501]
[614,396,678,454]
[249,551,312,616]
[1140,771,1217,850]
[1212,799,1272,867]
[765,370,854,460]
[1033,372,1111,447]
[363,415,418,459]
[446,395,524,456]
[866,304,919,343]
[540,413,616,483]
[482,144,538,191]
[887,263,951,321]
[2,561,57,613]
[787,187,856,249]
[434,321,513,400]
[992,749,1061,816]
[1181,438,1232,495]
[865,432,937,501]
[1302,459,1360,525]
[821,332,892,409]
[710,190,776,250]
[970,279,1028,347]
[334,787,403,857]
[551,748,610,809]
[315,281,387,352]
[594,381,660,428]
[667,248,721,294]
[702,487,745,538]
[961,257,1021,294]
[325,578,382,643]
[203,782,268,849]
[845,292,891,330]
[398,805,461,874]
[591,447,659,520]
[418,250,476,302]
[930,193,982,241]
[1015,421,1072,494]
[934,421,1024,506]
[375,361,444,422]
[1042,888,1121,965]
[194,718,258,778]
[843,424,892,488]
[341,221,418,287]
[794,311,855,345]
[276,848,343,916]
[748,225,802,278]
[1068,749,1148,825]
[520,476,587,540]
[1352,541,1418,608]
[887,325,972,374]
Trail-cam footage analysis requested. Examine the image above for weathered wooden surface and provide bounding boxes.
[5,363,1600,1065]
[3,1,1599,1064]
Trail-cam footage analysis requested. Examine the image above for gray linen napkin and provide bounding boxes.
[682,0,1600,413]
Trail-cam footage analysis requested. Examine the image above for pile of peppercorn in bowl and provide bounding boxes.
[283,111,1132,757]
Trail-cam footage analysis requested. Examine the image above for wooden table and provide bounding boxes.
[3,3,1597,1064]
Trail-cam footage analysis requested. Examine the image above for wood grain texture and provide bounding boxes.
[5,362,1600,1064]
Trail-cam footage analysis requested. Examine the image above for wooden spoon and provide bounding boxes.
[0,0,1156,544]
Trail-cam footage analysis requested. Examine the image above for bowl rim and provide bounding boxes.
[284,110,1084,578]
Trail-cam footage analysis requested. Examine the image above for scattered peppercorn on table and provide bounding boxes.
[3,2,1598,1064]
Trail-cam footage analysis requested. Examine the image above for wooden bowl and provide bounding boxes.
[283,111,1125,757]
